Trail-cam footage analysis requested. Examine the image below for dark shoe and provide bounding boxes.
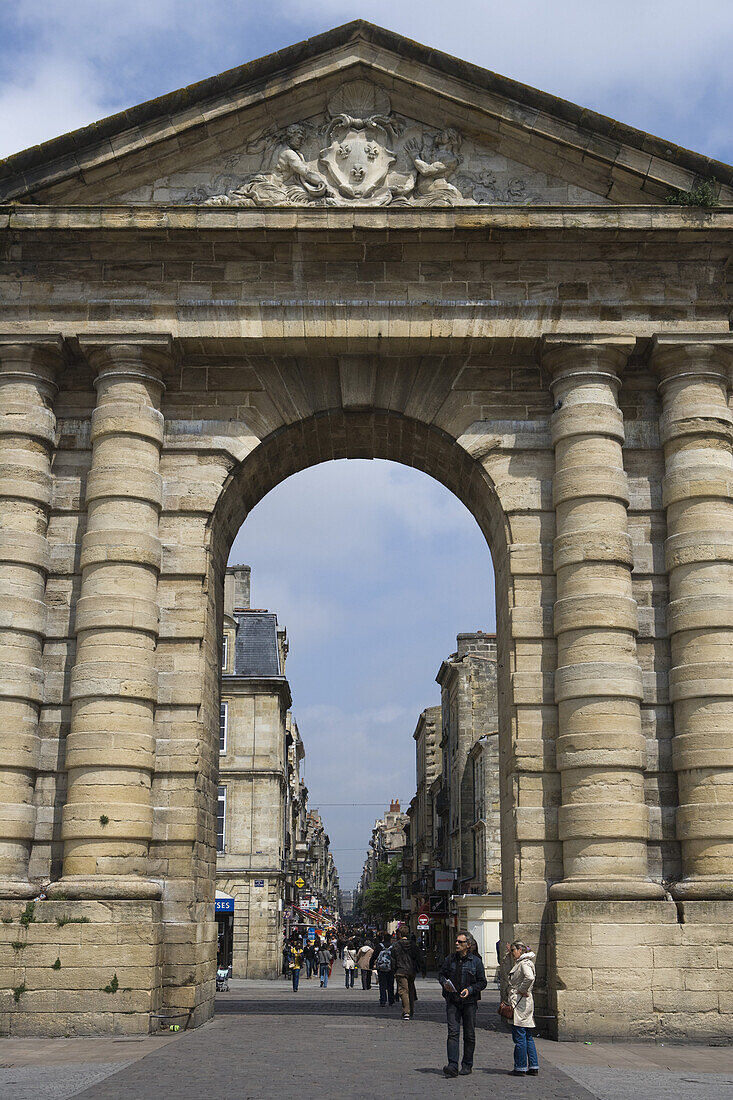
[443,1065,459,1078]
[528,1069,539,1076]
[459,1067,472,1075]
[509,1069,527,1076]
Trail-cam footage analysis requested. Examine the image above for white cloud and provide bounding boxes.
[2,2,733,161]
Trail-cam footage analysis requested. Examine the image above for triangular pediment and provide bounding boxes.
[2,21,732,207]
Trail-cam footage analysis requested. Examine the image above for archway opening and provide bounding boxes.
[206,409,521,990]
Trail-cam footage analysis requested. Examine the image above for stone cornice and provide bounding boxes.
[3,204,733,232]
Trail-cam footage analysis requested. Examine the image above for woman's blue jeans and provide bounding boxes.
[344,968,355,987]
[512,1024,538,1071]
[319,962,329,987]
[291,968,300,991]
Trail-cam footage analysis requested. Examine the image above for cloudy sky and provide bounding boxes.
[3,2,732,889]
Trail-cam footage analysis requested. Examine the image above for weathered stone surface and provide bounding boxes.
[0,20,732,1042]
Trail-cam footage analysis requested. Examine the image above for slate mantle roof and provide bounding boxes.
[1,19,732,202]
[228,612,282,679]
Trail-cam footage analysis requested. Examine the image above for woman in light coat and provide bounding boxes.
[507,941,539,1077]
[343,939,357,988]
[356,941,374,990]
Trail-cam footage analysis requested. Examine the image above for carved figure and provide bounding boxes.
[404,129,473,206]
[194,81,475,208]
[203,124,329,207]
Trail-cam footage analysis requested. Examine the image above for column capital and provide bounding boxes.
[542,335,636,389]
[0,335,65,393]
[650,333,733,387]
[78,333,173,390]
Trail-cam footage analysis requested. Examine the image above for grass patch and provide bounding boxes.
[102,973,119,994]
[1,916,12,924]
[52,957,61,970]
[12,983,26,1003]
[19,902,35,929]
[666,179,719,207]
[56,915,91,927]
[11,941,26,950]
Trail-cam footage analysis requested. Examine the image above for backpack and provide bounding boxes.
[376,945,393,972]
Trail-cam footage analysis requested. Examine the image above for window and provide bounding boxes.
[219,701,228,754]
[221,634,229,671]
[217,785,226,852]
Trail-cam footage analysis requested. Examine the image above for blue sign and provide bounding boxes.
[215,898,234,913]
[254,879,265,888]
[307,928,316,942]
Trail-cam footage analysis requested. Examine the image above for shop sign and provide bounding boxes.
[215,898,234,913]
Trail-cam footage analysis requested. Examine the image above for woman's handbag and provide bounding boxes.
[498,1001,514,1020]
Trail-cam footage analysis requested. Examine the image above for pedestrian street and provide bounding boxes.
[1,967,733,1100]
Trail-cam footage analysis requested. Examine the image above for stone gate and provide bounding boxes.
[0,21,732,1040]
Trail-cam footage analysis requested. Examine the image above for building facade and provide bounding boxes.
[216,566,295,978]
[404,635,502,960]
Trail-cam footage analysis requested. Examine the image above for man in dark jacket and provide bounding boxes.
[438,931,487,1077]
[391,925,425,1019]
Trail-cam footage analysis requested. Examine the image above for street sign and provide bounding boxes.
[215,898,234,913]
[429,893,448,915]
[307,928,316,942]
[434,869,456,892]
[295,877,305,888]
[254,879,264,888]
[417,913,429,928]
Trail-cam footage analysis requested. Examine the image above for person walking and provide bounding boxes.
[391,924,425,1020]
[303,938,316,979]
[343,938,357,988]
[356,940,374,989]
[287,938,304,992]
[506,941,539,1077]
[318,941,332,988]
[438,931,487,1077]
[374,933,395,1006]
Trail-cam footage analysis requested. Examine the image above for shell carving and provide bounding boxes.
[326,79,391,120]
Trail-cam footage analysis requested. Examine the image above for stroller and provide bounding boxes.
[216,966,230,992]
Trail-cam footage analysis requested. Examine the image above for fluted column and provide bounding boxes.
[54,337,171,900]
[545,337,664,901]
[652,334,733,899]
[0,337,63,897]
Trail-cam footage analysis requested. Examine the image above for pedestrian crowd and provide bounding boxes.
[282,924,539,1078]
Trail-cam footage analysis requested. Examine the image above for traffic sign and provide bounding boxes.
[417,913,429,928]
[295,877,305,888]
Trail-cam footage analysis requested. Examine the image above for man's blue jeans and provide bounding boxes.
[291,968,300,991]
[319,962,329,987]
[305,957,313,978]
[511,1024,538,1071]
[446,999,477,1069]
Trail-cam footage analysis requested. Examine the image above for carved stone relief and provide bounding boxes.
[192,80,477,208]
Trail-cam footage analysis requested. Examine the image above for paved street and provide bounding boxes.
[1,969,732,1099]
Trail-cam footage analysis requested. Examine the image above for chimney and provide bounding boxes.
[225,564,251,611]
[390,799,400,813]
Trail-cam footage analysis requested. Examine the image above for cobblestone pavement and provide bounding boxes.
[1,970,732,1099]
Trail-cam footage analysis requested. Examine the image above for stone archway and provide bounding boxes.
[1,21,733,1036]
[3,315,732,1041]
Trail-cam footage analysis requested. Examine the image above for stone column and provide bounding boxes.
[54,337,171,899]
[0,337,63,897]
[545,336,663,900]
[652,335,733,899]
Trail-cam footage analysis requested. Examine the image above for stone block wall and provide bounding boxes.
[0,899,162,1036]
[549,899,733,1041]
